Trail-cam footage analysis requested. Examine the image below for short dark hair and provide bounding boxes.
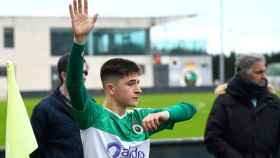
[100,58,141,85]
[57,54,69,84]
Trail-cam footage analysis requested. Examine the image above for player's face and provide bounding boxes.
[247,61,267,86]
[113,73,142,107]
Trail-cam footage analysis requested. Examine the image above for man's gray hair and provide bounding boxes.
[236,54,266,75]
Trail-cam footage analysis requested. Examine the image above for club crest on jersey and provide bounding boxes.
[132,124,143,134]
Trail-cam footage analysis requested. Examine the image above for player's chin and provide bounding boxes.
[128,101,139,107]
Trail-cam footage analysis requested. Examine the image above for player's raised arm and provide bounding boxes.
[67,0,98,111]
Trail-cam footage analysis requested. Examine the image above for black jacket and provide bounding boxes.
[30,88,84,158]
[205,75,280,158]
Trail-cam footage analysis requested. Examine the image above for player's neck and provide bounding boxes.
[103,97,126,116]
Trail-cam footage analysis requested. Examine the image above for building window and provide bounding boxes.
[152,39,207,55]
[50,28,90,56]
[0,66,7,77]
[4,27,14,48]
[139,64,145,74]
[50,28,149,56]
[91,28,149,55]
[50,28,73,56]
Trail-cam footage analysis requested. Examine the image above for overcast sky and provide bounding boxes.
[1,0,279,54]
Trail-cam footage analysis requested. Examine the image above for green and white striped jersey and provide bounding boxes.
[67,43,197,158]
[77,100,176,158]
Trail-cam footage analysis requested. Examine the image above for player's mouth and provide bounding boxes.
[132,97,139,101]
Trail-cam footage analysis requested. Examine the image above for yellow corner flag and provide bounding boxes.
[5,61,38,158]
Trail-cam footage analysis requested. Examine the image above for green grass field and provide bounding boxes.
[0,92,217,146]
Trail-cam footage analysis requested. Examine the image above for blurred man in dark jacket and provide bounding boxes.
[30,54,88,158]
[205,54,280,158]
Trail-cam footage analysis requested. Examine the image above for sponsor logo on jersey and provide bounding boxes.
[106,142,145,158]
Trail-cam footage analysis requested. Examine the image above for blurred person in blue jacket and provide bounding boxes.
[30,54,88,158]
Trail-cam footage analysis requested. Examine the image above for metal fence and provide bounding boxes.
[0,138,215,158]
[150,138,214,158]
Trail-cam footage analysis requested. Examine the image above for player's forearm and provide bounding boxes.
[67,42,87,110]
[167,102,196,122]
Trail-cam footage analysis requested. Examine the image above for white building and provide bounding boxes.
[0,16,212,97]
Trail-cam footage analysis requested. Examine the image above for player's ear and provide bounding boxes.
[105,83,115,95]
[61,72,67,83]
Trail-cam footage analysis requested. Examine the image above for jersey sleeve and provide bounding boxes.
[67,43,104,129]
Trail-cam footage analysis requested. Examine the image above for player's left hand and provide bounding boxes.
[142,111,169,131]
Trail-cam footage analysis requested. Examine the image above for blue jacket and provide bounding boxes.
[30,88,84,158]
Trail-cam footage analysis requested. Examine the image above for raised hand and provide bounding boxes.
[69,0,98,43]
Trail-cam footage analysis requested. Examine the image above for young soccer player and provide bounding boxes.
[67,0,197,157]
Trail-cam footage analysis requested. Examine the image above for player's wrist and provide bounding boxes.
[160,111,170,121]
[74,35,86,45]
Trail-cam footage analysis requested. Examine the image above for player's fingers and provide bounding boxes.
[149,120,158,130]
[84,0,88,14]
[69,4,74,19]
[78,0,83,14]
[143,116,154,131]
[148,116,159,131]
[142,117,148,130]
[153,115,161,129]
[73,0,78,15]
[147,121,155,131]
[142,121,149,131]
[154,117,160,127]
